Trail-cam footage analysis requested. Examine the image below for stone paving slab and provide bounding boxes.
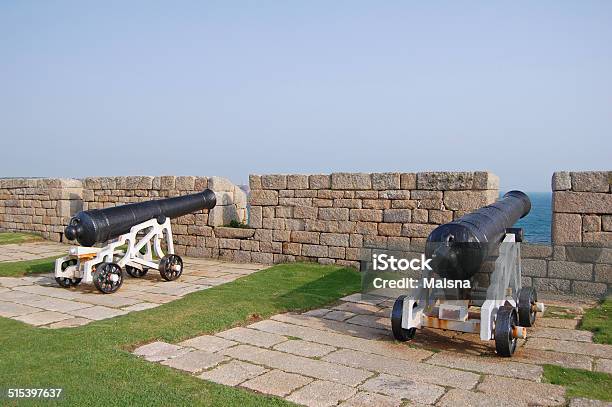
[14,310,73,326]
[241,369,313,397]
[133,342,192,362]
[0,242,268,328]
[569,397,612,407]
[436,388,529,407]
[222,344,373,386]
[477,375,566,406]
[338,391,401,407]
[510,347,594,370]
[322,348,480,390]
[526,338,612,359]
[531,326,594,342]
[594,358,612,374]
[161,350,228,373]
[426,351,543,381]
[271,313,389,340]
[178,335,238,352]
[538,317,580,329]
[359,373,445,405]
[286,379,357,407]
[199,360,268,386]
[273,339,336,358]
[216,327,288,348]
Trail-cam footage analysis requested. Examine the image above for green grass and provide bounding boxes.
[545,305,581,320]
[0,256,59,277]
[543,365,612,401]
[579,297,611,344]
[0,263,360,406]
[0,232,42,245]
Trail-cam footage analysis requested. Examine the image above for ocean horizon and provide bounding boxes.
[506,191,552,244]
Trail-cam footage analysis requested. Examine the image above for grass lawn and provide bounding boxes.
[0,256,59,278]
[579,297,611,344]
[543,365,612,401]
[0,263,360,406]
[0,232,42,245]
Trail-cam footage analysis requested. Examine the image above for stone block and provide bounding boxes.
[350,209,383,222]
[199,360,268,387]
[291,231,320,244]
[564,246,605,263]
[214,227,255,239]
[261,174,287,190]
[594,264,611,283]
[287,380,357,407]
[412,208,428,223]
[382,209,411,223]
[319,207,349,221]
[309,174,331,189]
[287,174,309,189]
[378,223,402,236]
[522,259,548,277]
[250,190,278,206]
[534,278,571,293]
[473,171,500,190]
[410,190,442,200]
[248,206,262,228]
[417,171,474,190]
[548,261,593,280]
[161,350,227,373]
[242,369,313,397]
[371,173,400,190]
[401,223,436,238]
[552,213,582,243]
[583,232,612,244]
[400,173,416,189]
[355,190,378,199]
[331,173,372,190]
[362,199,389,209]
[583,215,601,232]
[359,374,444,405]
[444,190,497,211]
[208,176,235,192]
[293,205,318,219]
[602,215,612,231]
[428,209,453,224]
[387,237,411,251]
[522,244,553,258]
[572,281,608,297]
[208,205,237,227]
[378,190,410,199]
[334,198,362,209]
[553,191,612,214]
[552,171,571,191]
[320,233,349,247]
[302,244,329,257]
[249,175,262,190]
[477,376,565,406]
[175,176,195,191]
[570,171,610,192]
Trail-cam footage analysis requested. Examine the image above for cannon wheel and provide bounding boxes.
[125,265,148,278]
[93,262,123,294]
[56,259,82,288]
[518,286,538,327]
[159,254,183,281]
[495,306,518,357]
[391,295,417,341]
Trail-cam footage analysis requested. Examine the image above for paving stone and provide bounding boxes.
[287,380,357,407]
[13,285,79,300]
[323,310,355,321]
[569,397,612,407]
[122,302,160,312]
[340,293,387,305]
[178,335,238,352]
[531,327,594,342]
[345,314,390,330]
[248,319,432,361]
[426,351,543,380]
[538,318,580,329]
[161,350,227,373]
[332,302,382,315]
[241,369,313,397]
[13,296,93,312]
[477,375,566,406]
[338,391,402,407]
[199,360,268,386]
[526,338,612,359]
[271,313,389,340]
[594,358,612,374]
[216,327,287,347]
[222,344,372,386]
[47,317,93,329]
[359,373,444,405]
[69,306,128,321]
[133,342,191,362]
[303,308,331,318]
[323,348,479,389]
[512,348,593,370]
[0,277,32,287]
[0,290,32,300]
[116,291,178,304]
[0,301,42,317]
[437,389,528,407]
[273,340,336,358]
[14,310,73,326]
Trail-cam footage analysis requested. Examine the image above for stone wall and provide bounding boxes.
[0,178,83,241]
[81,176,247,257]
[210,172,499,266]
[552,171,611,244]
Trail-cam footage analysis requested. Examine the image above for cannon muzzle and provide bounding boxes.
[65,189,216,247]
[425,190,531,280]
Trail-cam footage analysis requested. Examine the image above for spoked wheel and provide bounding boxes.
[518,286,538,327]
[93,262,123,294]
[495,306,519,357]
[125,265,149,278]
[56,259,82,288]
[391,295,417,341]
[159,254,183,281]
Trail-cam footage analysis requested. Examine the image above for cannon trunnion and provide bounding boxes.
[55,189,216,294]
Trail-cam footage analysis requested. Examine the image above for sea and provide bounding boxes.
[508,192,552,244]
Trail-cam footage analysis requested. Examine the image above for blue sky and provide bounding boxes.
[1,1,610,191]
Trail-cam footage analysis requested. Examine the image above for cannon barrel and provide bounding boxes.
[64,189,217,247]
[425,190,531,280]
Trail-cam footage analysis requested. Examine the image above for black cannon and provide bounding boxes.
[425,190,531,281]
[65,189,217,247]
[55,189,216,294]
